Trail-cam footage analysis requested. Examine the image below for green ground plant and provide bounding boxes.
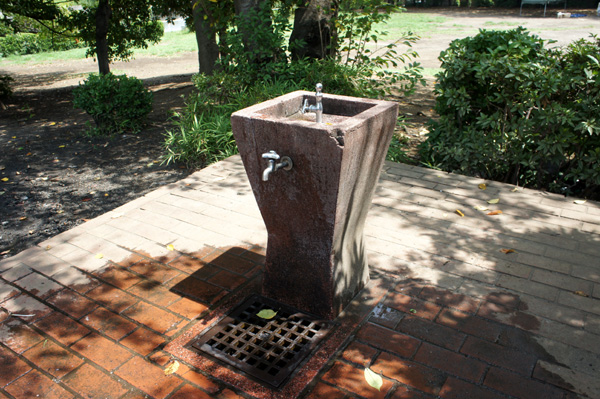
[73,73,153,136]
[420,28,600,198]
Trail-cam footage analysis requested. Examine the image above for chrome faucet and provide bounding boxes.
[301,83,323,123]
[262,150,293,181]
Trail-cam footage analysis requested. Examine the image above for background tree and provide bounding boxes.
[289,0,334,60]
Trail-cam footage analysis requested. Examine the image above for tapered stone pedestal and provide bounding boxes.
[231,91,398,319]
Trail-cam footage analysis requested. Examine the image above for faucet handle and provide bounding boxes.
[262,150,280,160]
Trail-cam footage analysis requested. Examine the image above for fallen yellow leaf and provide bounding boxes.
[164,360,180,375]
[473,205,489,211]
[487,198,500,204]
[500,248,516,254]
[1,178,8,182]
[455,209,465,217]
[166,244,175,251]
[256,309,277,319]
[364,367,383,391]
[478,183,487,190]
[487,210,503,216]
[95,253,104,259]
[19,216,27,221]
[511,187,519,192]
[574,290,589,297]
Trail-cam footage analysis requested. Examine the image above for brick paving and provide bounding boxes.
[0,155,599,398]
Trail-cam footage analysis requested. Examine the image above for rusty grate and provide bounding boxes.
[186,294,335,388]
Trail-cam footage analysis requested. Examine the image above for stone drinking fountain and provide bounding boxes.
[231,84,398,319]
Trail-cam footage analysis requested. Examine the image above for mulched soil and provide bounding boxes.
[0,74,196,258]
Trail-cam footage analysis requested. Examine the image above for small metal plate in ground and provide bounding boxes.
[186,294,336,388]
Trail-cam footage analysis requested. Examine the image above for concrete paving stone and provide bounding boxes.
[582,222,600,235]
[557,290,600,316]
[536,317,600,354]
[16,248,70,276]
[535,360,600,398]
[496,275,560,301]
[60,247,108,272]
[42,242,81,259]
[2,293,52,322]
[518,294,586,328]
[515,252,572,274]
[86,223,149,250]
[440,260,499,285]
[0,318,45,353]
[531,269,593,294]
[50,266,101,294]
[561,208,600,224]
[594,283,600,299]
[107,217,180,245]
[0,279,21,303]
[12,272,63,299]
[461,336,537,376]
[484,367,564,399]
[155,194,210,215]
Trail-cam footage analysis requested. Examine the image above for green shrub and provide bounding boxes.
[420,28,600,198]
[0,75,13,99]
[73,73,153,136]
[0,31,82,57]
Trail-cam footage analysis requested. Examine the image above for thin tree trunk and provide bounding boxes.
[290,0,333,60]
[233,0,275,64]
[192,0,219,75]
[95,0,111,75]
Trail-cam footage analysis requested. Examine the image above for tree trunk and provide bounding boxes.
[95,0,111,75]
[192,0,219,75]
[290,0,334,60]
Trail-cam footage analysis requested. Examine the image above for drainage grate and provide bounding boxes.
[186,294,335,388]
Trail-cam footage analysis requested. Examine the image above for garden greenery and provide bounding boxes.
[420,28,600,198]
[73,73,153,136]
[164,3,424,168]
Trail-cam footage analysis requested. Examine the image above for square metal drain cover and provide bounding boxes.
[186,294,335,388]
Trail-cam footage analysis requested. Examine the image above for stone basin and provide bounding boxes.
[231,90,398,319]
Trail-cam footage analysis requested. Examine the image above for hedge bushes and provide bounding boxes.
[73,73,153,136]
[420,28,600,198]
[0,32,83,57]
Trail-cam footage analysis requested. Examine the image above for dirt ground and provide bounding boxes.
[1,8,598,258]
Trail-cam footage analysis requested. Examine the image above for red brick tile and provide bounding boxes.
[439,377,507,399]
[322,361,393,399]
[341,341,379,366]
[34,312,90,346]
[5,369,74,399]
[120,327,164,356]
[436,308,502,342]
[209,253,256,275]
[148,351,172,367]
[169,255,215,275]
[129,259,181,283]
[0,346,31,386]
[116,356,182,399]
[13,272,63,299]
[477,300,515,323]
[117,253,145,268]
[484,367,564,399]
[168,297,209,319]
[240,248,266,265]
[415,342,486,382]
[389,385,431,399]
[356,323,420,358]
[0,319,44,353]
[122,301,183,334]
[82,307,137,340]
[419,286,480,313]
[85,283,138,313]
[47,289,98,319]
[22,340,84,378]
[170,384,211,399]
[169,276,223,303]
[186,246,218,261]
[127,280,181,307]
[305,382,346,399]
[398,315,465,351]
[94,264,143,290]
[179,368,220,394]
[369,304,404,329]
[71,332,132,371]
[386,292,441,320]
[461,336,537,376]
[208,270,247,290]
[63,363,128,398]
[217,388,247,399]
[371,352,446,396]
